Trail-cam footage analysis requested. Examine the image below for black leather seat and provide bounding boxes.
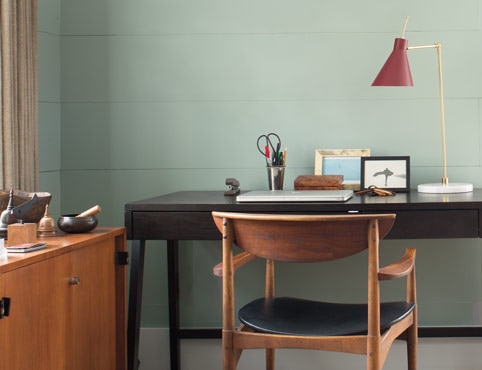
[239,297,415,336]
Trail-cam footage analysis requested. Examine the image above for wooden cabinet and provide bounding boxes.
[0,227,127,370]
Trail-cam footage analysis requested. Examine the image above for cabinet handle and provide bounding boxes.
[68,277,81,285]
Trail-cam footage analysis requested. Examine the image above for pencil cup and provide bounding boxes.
[267,166,285,190]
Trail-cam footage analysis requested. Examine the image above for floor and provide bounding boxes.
[138,328,482,370]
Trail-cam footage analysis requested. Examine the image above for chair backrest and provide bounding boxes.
[212,213,396,263]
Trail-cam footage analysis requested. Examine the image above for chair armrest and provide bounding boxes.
[378,248,416,281]
[213,251,258,277]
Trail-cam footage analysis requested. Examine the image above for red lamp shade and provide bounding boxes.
[372,38,413,86]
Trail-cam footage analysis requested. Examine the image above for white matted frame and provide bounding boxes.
[314,149,370,190]
[361,156,410,192]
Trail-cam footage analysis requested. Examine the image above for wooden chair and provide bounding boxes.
[212,212,417,370]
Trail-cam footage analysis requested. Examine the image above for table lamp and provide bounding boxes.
[372,17,473,193]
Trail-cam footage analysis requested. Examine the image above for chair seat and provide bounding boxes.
[239,297,415,336]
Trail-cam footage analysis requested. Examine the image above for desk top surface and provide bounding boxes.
[125,190,482,240]
[125,189,482,213]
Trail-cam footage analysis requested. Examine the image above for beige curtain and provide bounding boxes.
[0,0,38,191]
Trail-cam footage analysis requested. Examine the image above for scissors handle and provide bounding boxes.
[257,135,268,157]
[267,133,281,165]
[257,133,282,166]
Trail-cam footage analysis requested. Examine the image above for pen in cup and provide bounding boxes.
[273,142,281,165]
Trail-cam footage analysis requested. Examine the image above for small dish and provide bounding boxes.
[57,214,98,233]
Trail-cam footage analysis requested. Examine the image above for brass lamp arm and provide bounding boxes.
[406,43,448,185]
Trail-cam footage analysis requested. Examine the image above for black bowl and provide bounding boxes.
[57,214,98,233]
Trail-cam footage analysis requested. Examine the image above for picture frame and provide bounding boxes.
[314,149,370,190]
[360,156,410,192]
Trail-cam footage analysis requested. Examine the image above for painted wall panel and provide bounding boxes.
[53,1,482,328]
[60,0,480,35]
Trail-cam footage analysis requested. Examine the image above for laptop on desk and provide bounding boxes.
[236,190,354,202]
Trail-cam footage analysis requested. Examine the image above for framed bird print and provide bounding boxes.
[360,156,410,192]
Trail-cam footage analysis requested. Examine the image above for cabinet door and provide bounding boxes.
[69,238,117,370]
[0,253,71,370]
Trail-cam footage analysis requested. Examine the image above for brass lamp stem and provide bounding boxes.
[401,16,409,38]
[407,43,448,186]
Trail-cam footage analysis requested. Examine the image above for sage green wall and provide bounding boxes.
[39,1,482,328]
[38,0,61,217]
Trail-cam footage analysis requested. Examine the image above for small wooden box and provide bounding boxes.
[294,175,343,190]
[7,223,37,245]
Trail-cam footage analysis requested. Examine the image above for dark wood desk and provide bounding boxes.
[125,190,482,370]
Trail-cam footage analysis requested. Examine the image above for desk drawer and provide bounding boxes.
[387,210,479,239]
[129,209,479,240]
[131,212,219,240]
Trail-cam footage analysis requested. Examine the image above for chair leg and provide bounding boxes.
[266,348,275,370]
[406,324,418,370]
[366,338,381,370]
[223,350,236,370]
[223,332,236,370]
[366,355,381,370]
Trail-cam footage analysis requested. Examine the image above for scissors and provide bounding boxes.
[256,133,282,166]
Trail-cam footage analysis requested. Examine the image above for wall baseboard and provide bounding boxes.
[139,328,482,370]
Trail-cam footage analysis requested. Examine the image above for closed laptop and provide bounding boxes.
[236,190,353,202]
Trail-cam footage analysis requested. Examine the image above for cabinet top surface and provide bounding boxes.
[0,227,125,272]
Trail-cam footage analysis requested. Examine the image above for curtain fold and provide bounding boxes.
[0,0,38,191]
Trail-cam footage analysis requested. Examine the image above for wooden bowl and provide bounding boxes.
[0,190,52,223]
[57,214,98,233]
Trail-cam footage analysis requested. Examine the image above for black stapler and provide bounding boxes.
[224,178,240,196]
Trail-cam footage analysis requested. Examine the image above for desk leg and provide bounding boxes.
[127,240,146,370]
[167,240,181,370]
